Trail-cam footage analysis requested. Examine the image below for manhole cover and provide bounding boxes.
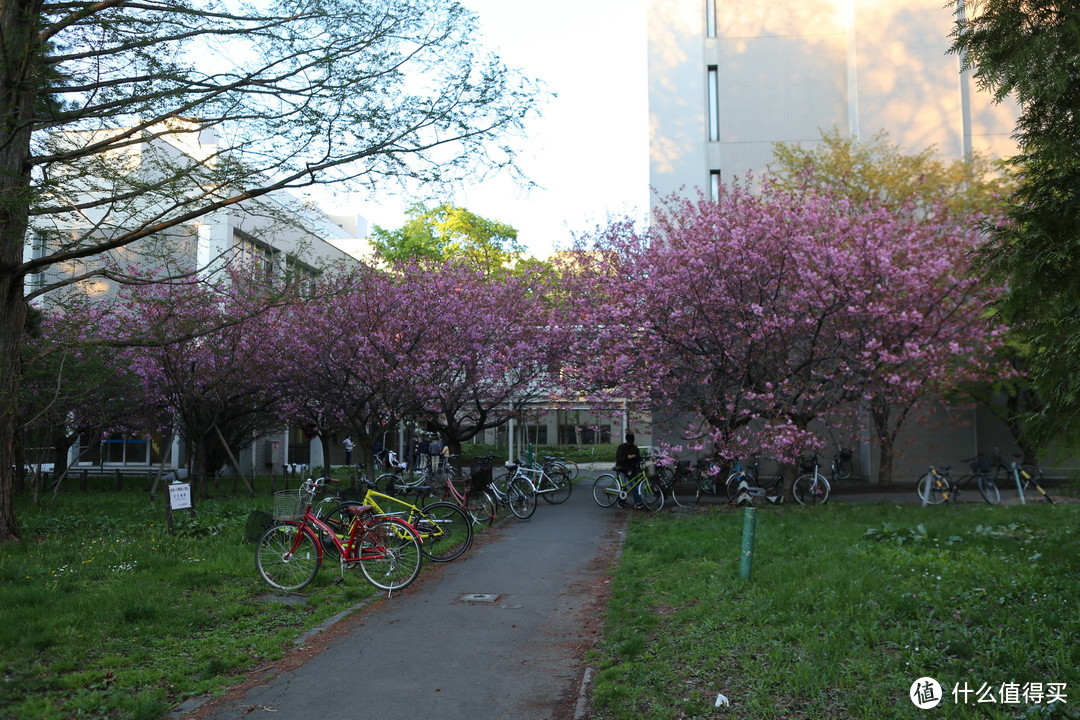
[460,593,500,603]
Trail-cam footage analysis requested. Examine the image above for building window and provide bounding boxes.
[710,170,722,201]
[707,66,719,141]
[705,0,716,38]
[29,231,48,289]
[235,230,276,281]
[284,254,319,297]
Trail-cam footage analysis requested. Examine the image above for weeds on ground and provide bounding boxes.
[588,502,1080,720]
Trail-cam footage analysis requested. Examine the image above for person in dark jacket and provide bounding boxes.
[614,433,643,508]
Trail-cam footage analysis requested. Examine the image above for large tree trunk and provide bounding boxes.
[0,1,42,542]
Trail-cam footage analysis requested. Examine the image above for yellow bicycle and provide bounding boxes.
[591,466,664,510]
[316,479,473,562]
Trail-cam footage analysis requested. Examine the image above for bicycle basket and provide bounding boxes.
[798,456,816,473]
[272,489,309,521]
[469,467,493,490]
[644,460,658,479]
[969,455,994,474]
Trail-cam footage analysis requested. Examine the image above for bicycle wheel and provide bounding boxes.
[835,458,853,481]
[591,474,620,507]
[1020,464,1055,503]
[656,467,686,508]
[507,477,537,519]
[561,459,579,480]
[637,478,664,511]
[491,472,511,498]
[414,502,473,562]
[355,518,422,592]
[375,473,401,493]
[724,472,750,503]
[256,523,321,591]
[977,476,1001,505]
[463,490,496,526]
[916,473,948,504]
[475,490,499,524]
[540,469,572,504]
[695,473,720,503]
[792,474,829,505]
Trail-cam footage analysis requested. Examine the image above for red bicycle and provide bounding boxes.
[255,477,423,593]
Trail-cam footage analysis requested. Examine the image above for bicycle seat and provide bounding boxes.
[344,504,374,516]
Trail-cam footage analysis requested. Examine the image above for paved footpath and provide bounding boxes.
[178,484,627,720]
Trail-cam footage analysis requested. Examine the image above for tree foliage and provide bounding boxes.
[371,202,525,270]
[949,0,1080,455]
[0,0,540,541]
[769,128,1014,216]
[769,130,1016,478]
[566,181,1005,487]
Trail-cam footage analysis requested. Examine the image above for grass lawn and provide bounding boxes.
[587,499,1079,720]
[0,487,405,720]
[1,480,1077,720]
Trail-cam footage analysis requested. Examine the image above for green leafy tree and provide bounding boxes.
[0,0,540,542]
[949,1,1080,455]
[769,128,1013,216]
[372,202,526,270]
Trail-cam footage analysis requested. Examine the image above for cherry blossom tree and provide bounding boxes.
[393,261,570,456]
[269,267,426,480]
[271,260,571,477]
[567,180,1006,488]
[105,273,296,499]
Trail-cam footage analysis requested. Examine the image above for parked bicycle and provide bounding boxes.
[724,459,785,505]
[990,451,1055,504]
[915,455,1000,505]
[506,458,573,506]
[541,455,579,481]
[489,463,541,520]
[832,446,854,480]
[255,476,422,593]
[316,479,473,562]
[652,457,699,507]
[591,464,663,510]
[438,454,499,526]
[792,454,831,505]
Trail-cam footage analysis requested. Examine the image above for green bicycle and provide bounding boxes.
[591,466,664,511]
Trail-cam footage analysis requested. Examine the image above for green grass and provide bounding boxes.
[588,501,1080,720]
[0,486,420,720]
[4,481,1077,720]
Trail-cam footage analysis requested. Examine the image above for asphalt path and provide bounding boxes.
[179,478,628,720]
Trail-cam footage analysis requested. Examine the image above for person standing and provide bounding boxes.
[343,436,354,466]
[614,433,643,508]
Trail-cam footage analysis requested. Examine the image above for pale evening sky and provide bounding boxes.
[325,0,651,257]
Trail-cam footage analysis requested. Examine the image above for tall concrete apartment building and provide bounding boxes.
[647,0,1019,200]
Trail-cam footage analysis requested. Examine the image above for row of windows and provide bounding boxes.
[234,229,319,295]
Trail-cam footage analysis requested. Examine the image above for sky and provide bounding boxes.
[325,0,650,257]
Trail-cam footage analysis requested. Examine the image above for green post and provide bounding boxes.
[1011,462,1027,505]
[740,506,757,580]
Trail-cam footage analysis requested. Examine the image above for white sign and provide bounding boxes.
[169,483,192,510]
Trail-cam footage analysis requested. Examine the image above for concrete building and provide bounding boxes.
[645,0,1057,481]
[648,0,1018,199]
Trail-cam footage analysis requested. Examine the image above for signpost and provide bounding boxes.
[166,481,192,535]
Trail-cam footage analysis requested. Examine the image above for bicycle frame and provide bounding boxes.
[511,464,560,495]
[273,502,419,584]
